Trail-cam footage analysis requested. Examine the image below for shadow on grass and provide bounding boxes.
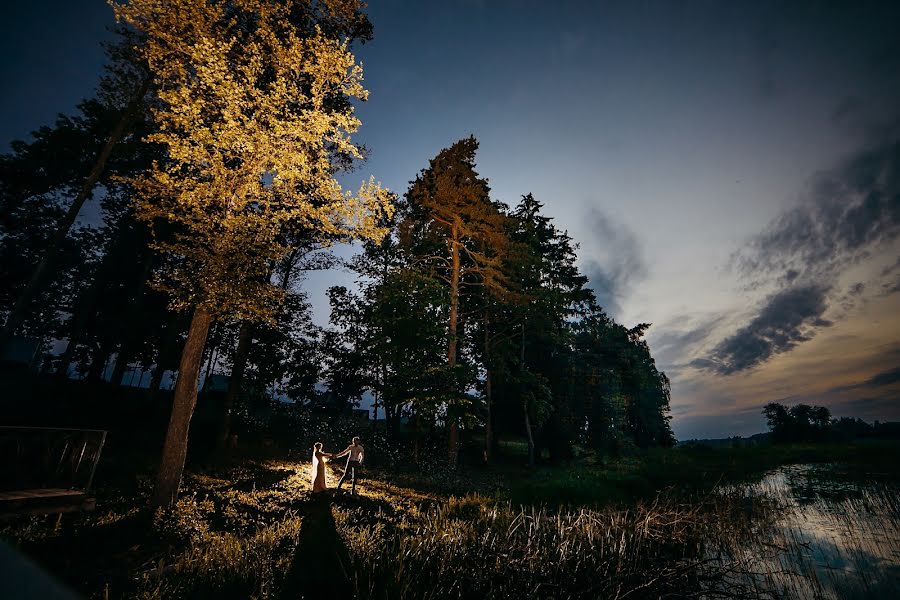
[16,509,156,596]
[281,493,353,600]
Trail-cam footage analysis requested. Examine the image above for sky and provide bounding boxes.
[2,1,898,439]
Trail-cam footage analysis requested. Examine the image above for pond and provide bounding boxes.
[721,463,900,599]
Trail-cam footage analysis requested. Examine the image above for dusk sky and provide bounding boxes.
[2,1,898,439]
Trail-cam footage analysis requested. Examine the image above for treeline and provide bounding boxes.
[1,0,672,504]
[763,402,900,443]
[325,137,675,466]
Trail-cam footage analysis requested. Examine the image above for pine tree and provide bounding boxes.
[402,137,510,466]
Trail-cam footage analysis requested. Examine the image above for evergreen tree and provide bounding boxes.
[402,136,510,466]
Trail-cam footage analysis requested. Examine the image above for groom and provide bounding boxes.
[334,436,364,494]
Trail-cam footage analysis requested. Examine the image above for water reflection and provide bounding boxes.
[720,464,900,599]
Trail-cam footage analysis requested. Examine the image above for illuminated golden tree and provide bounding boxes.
[113,0,392,506]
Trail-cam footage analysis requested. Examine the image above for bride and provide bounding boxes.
[311,442,333,493]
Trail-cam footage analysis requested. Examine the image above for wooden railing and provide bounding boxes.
[0,427,107,516]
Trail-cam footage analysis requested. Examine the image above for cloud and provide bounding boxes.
[692,283,832,375]
[878,257,900,295]
[649,314,727,371]
[866,366,900,387]
[582,209,647,318]
[830,394,900,421]
[831,366,900,393]
[698,130,900,374]
[733,137,900,286]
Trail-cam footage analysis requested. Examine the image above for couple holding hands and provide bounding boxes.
[311,436,363,495]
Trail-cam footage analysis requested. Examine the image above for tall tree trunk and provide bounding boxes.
[385,404,395,438]
[413,410,421,464]
[149,364,165,397]
[56,284,99,378]
[200,323,218,393]
[217,321,252,451]
[1,81,149,342]
[87,345,111,382]
[522,321,535,467]
[151,307,214,508]
[110,250,154,386]
[447,224,461,467]
[483,308,492,463]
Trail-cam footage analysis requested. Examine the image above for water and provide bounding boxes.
[720,464,900,599]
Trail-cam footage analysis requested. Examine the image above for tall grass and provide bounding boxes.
[336,491,780,599]
[135,515,303,599]
[4,450,897,599]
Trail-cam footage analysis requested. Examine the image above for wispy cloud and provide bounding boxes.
[687,128,900,376]
[582,209,647,319]
[732,135,900,288]
[830,366,900,393]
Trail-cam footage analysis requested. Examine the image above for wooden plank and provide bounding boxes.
[0,496,95,519]
[0,489,85,502]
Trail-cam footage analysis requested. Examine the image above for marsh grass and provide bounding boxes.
[335,490,788,599]
[2,445,899,599]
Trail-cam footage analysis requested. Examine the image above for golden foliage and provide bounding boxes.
[112,0,393,320]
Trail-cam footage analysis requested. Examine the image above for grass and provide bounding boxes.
[2,441,898,599]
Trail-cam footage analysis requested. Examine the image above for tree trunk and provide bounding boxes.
[447,224,460,467]
[521,321,535,467]
[149,364,165,397]
[151,307,214,508]
[483,308,492,463]
[385,404,395,438]
[200,323,218,393]
[110,250,154,387]
[87,342,113,382]
[1,81,148,341]
[217,321,252,451]
[56,285,98,378]
[524,404,536,467]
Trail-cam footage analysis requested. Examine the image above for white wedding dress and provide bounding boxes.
[311,449,327,493]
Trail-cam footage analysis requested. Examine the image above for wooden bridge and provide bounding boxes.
[0,426,106,518]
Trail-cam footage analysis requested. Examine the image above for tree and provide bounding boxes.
[114,0,393,507]
[402,136,510,466]
[763,402,833,443]
[0,30,150,342]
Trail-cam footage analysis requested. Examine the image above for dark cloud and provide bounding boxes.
[832,366,900,393]
[582,209,646,318]
[830,395,900,421]
[866,367,900,387]
[877,258,900,296]
[734,137,900,284]
[692,283,831,375]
